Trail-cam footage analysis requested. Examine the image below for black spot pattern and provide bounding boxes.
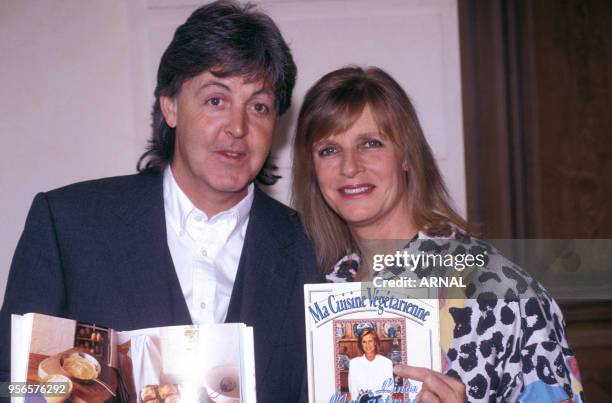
[419,239,449,254]
[484,362,500,391]
[499,335,515,364]
[554,351,569,379]
[477,292,498,312]
[563,383,573,400]
[541,295,552,321]
[500,305,515,325]
[468,373,488,399]
[508,336,521,364]
[524,298,547,342]
[501,266,528,294]
[504,288,519,303]
[536,356,557,384]
[466,282,477,298]
[450,307,472,338]
[459,342,478,372]
[477,311,496,336]
[553,313,565,341]
[520,344,538,374]
[499,373,512,395]
[478,272,501,283]
[479,331,504,358]
[446,369,461,382]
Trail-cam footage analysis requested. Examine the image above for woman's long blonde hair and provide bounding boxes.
[292,67,469,273]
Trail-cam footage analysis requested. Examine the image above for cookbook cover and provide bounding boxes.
[304,283,441,403]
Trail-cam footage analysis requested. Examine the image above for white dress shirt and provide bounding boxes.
[163,167,253,324]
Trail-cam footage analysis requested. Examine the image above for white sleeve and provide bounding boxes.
[348,358,358,401]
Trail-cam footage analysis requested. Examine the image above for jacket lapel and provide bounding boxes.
[226,188,302,385]
[101,172,192,330]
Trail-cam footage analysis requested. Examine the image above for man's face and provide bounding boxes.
[161,70,277,214]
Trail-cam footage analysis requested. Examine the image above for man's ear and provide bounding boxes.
[160,96,177,128]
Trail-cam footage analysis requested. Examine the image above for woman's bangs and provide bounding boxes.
[310,96,367,144]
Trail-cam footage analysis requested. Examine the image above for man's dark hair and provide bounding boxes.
[137,0,296,185]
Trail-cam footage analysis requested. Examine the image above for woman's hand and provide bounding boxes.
[394,365,466,403]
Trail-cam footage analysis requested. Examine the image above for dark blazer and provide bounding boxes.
[0,171,319,402]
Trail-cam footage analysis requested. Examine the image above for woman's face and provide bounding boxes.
[313,106,410,236]
[361,333,377,356]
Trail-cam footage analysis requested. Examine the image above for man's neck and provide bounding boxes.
[169,166,250,217]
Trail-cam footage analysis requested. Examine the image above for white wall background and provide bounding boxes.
[0,0,465,303]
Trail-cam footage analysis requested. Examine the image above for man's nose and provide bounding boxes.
[225,105,247,138]
[340,150,363,177]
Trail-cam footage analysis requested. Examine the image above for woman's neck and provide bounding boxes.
[350,203,418,241]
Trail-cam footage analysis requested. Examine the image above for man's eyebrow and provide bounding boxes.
[195,80,274,100]
[195,80,231,96]
[252,87,274,98]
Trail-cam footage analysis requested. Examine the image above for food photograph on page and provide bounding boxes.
[12,313,255,403]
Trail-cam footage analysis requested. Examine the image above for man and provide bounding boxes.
[0,1,318,401]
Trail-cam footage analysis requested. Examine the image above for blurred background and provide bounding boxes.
[1,0,610,399]
[459,1,611,400]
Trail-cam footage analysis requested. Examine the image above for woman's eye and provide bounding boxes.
[363,139,383,148]
[206,97,223,107]
[318,146,337,157]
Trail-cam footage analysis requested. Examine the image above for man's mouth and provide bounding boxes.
[216,150,246,160]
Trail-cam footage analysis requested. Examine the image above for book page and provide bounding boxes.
[12,313,117,402]
[118,323,254,403]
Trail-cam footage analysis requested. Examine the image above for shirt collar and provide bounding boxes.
[163,166,254,238]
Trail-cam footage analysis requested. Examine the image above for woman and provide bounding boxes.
[348,329,393,401]
[293,67,584,402]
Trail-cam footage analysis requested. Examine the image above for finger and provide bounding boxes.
[393,364,431,381]
[416,390,441,403]
[418,371,457,402]
[395,365,465,402]
[437,371,466,395]
[394,365,456,390]
[426,371,466,401]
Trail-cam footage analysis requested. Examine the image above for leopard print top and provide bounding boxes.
[326,230,585,403]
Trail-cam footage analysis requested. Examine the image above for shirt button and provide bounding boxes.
[200,302,206,309]
[201,248,207,257]
[194,215,203,222]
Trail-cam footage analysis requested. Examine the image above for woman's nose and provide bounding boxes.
[340,150,364,177]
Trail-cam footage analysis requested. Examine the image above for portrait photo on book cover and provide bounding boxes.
[333,318,407,401]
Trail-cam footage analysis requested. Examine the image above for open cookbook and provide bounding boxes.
[304,282,441,403]
[11,313,255,403]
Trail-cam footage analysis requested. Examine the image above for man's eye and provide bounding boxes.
[317,146,337,157]
[206,97,223,106]
[253,103,270,114]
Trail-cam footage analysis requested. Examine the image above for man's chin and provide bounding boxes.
[210,179,253,195]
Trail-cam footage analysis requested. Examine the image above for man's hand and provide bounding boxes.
[393,365,466,403]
